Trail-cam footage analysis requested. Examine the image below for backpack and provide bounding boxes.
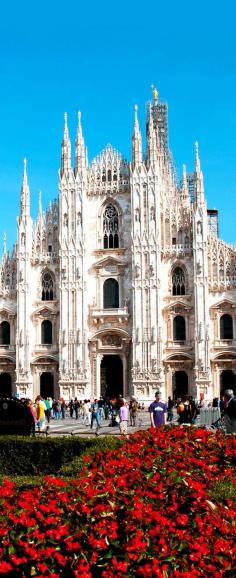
[177,403,184,415]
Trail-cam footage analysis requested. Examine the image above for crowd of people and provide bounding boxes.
[149,389,236,434]
[23,388,236,435]
[24,395,144,435]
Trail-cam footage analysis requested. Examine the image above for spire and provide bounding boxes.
[20,158,30,216]
[194,142,205,204]
[181,164,189,199]
[195,141,201,173]
[61,112,71,174]
[75,111,86,172]
[3,232,6,259]
[38,190,42,216]
[146,103,158,167]
[132,104,142,167]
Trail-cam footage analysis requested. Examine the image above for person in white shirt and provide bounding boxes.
[83,400,91,426]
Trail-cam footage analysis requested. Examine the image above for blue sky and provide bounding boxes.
[0,0,236,249]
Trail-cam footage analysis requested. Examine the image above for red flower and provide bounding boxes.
[111,558,128,572]
[0,561,13,573]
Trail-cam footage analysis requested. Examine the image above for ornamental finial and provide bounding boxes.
[151,85,158,103]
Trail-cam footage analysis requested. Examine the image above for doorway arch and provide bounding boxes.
[101,355,123,398]
[0,373,12,397]
[173,371,188,399]
[40,372,54,399]
[220,370,236,394]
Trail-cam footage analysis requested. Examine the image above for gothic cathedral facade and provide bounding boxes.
[0,92,236,401]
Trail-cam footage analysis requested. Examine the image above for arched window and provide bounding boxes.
[41,320,52,344]
[0,321,10,345]
[103,204,119,249]
[173,316,186,341]
[220,314,233,340]
[42,272,54,301]
[172,267,185,295]
[103,278,119,309]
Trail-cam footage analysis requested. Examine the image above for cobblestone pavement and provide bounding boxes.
[40,410,180,437]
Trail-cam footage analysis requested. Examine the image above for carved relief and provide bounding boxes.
[101,334,122,347]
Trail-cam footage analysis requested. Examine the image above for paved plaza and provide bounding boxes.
[43,410,151,436]
[40,410,180,437]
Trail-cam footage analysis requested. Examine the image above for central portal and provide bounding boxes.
[101,355,123,398]
[172,371,188,399]
[40,372,54,399]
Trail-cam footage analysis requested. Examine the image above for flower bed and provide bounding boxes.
[0,427,235,577]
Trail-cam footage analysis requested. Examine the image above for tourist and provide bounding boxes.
[48,397,53,419]
[149,392,167,428]
[44,397,51,423]
[52,399,60,419]
[213,397,220,408]
[83,399,91,426]
[104,399,110,420]
[74,398,79,420]
[98,396,105,422]
[177,396,192,425]
[27,399,36,436]
[223,389,236,433]
[129,396,138,426]
[109,398,118,426]
[78,400,83,417]
[189,396,198,424]
[60,398,66,419]
[167,396,174,422]
[68,399,74,418]
[35,395,46,431]
[119,398,129,435]
[90,399,101,430]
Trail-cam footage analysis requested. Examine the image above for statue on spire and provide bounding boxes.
[151,85,158,104]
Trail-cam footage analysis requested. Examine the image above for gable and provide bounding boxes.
[92,255,126,271]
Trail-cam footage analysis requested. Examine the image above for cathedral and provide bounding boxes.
[0,88,236,402]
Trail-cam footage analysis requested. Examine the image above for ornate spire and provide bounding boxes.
[75,111,86,172]
[132,104,142,167]
[146,103,158,167]
[38,190,42,216]
[194,142,205,204]
[20,158,30,216]
[61,112,71,174]
[3,232,6,259]
[182,164,189,199]
[195,141,201,173]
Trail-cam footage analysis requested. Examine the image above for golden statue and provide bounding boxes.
[151,85,158,102]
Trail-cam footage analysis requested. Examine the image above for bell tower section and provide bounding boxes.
[58,113,88,399]
[130,101,163,398]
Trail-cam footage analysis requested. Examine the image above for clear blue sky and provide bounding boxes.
[0,0,236,249]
